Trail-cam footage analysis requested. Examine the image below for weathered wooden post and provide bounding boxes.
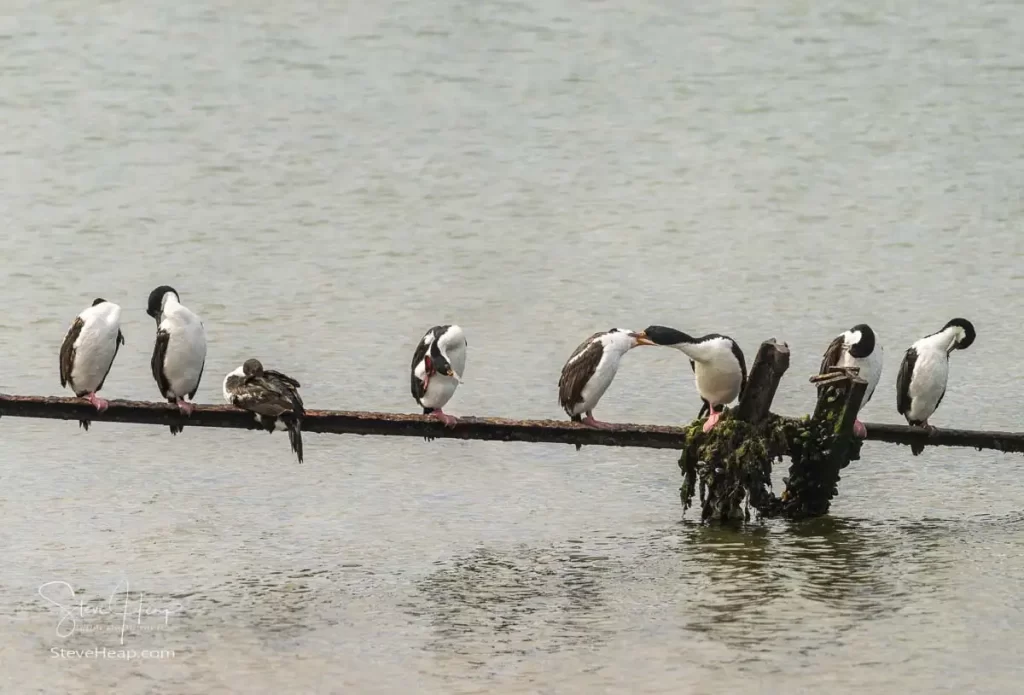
[771,368,867,520]
[678,339,791,522]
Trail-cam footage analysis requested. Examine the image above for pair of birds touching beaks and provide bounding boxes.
[59,286,305,463]
[554,319,976,456]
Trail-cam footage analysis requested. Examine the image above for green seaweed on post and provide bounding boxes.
[678,409,791,523]
[771,381,867,520]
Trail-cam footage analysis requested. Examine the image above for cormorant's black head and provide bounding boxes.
[147,285,178,320]
[634,325,693,346]
[428,341,455,378]
[242,359,264,377]
[944,318,976,351]
[92,298,107,307]
[848,323,876,358]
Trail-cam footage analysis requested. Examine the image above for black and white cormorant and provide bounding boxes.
[224,358,305,464]
[634,325,747,432]
[818,323,883,438]
[896,318,976,455]
[58,298,125,430]
[411,324,467,427]
[147,285,208,435]
[558,328,645,437]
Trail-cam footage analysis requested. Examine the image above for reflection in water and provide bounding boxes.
[164,566,343,647]
[412,543,614,660]
[675,521,786,650]
[409,518,939,666]
[670,518,920,653]
[786,517,912,614]
[207,568,334,638]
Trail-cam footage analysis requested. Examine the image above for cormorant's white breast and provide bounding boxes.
[147,285,208,435]
[896,318,975,455]
[411,324,467,431]
[634,325,747,433]
[59,297,125,431]
[558,328,645,444]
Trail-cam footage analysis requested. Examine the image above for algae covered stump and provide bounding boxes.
[678,339,874,522]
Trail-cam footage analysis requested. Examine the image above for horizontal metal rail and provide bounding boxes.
[1,394,1021,453]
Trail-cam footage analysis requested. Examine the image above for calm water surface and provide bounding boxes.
[2,0,1024,692]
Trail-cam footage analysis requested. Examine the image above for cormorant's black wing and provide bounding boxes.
[558,334,604,416]
[59,317,84,390]
[896,347,917,416]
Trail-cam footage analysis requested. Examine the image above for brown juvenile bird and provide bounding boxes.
[223,358,305,463]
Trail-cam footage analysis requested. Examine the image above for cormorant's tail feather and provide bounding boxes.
[908,420,926,456]
[79,419,91,431]
[568,413,582,451]
[167,398,184,435]
[422,407,436,441]
[287,418,304,464]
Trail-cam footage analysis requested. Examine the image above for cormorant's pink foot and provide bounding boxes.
[581,415,614,430]
[176,399,195,416]
[853,419,867,438]
[703,410,722,433]
[431,410,458,428]
[86,393,109,412]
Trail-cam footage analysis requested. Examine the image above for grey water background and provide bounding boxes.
[1,0,1023,692]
